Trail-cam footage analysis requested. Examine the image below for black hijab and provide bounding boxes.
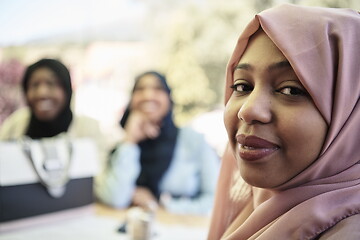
[120,71,178,199]
[22,59,73,139]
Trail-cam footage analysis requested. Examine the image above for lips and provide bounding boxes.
[236,134,279,161]
[35,99,54,111]
[140,101,159,113]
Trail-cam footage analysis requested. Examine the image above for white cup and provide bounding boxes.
[127,207,153,240]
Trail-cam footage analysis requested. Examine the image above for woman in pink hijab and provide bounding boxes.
[208,4,360,240]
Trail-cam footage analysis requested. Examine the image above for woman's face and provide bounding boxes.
[26,67,67,121]
[224,30,328,188]
[130,74,171,124]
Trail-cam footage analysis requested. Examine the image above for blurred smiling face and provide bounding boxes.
[26,67,67,121]
[130,74,171,124]
[224,29,328,188]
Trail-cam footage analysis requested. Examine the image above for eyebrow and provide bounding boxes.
[234,60,291,72]
[267,61,291,71]
[234,63,252,71]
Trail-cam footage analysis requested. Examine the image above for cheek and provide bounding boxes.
[224,100,240,137]
[55,89,67,105]
[26,91,37,106]
[160,100,170,117]
[25,92,33,103]
[300,116,326,152]
[160,95,170,107]
[131,90,144,101]
[129,95,140,110]
[281,108,327,167]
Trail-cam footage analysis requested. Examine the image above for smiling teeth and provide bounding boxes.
[36,100,53,111]
[242,145,256,150]
[141,102,158,112]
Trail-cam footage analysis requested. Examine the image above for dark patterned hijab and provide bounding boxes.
[22,59,73,139]
[120,71,178,199]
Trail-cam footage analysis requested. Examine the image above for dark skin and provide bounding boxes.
[124,74,171,211]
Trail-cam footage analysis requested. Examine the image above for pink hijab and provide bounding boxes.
[208,4,360,240]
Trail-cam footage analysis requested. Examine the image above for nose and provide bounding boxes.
[238,88,272,124]
[142,87,157,99]
[36,83,51,97]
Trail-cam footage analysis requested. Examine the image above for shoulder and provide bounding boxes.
[0,107,30,140]
[318,214,360,240]
[73,114,99,126]
[176,126,218,156]
[3,107,30,123]
[177,126,206,145]
[68,114,101,137]
[178,126,204,139]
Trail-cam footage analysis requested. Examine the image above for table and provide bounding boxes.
[0,203,211,240]
[95,203,210,227]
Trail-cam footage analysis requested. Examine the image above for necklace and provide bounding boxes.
[21,135,72,198]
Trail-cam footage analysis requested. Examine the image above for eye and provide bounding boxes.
[154,86,166,92]
[133,86,144,92]
[28,82,39,90]
[47,80,60,89]
[230,82,253,94]
[277,86,307,96]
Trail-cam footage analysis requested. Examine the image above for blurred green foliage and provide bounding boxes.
[145,0,360,124]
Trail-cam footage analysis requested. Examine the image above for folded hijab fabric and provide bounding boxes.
[208,4,360,240]
[120,71,178,199]
[22,59,73,139]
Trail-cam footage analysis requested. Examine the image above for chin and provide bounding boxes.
[35,113,57,121]
[240,169,281,189]
[243,178,269,189]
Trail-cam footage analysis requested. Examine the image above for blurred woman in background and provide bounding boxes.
[96,71,220,215]
[0,58,103,142]
[0,58,106,221]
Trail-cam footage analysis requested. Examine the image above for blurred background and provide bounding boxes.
[1,0,359,155]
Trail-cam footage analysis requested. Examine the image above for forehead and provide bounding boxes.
[29,67,57,80]
[238,30,287,67]
[136,74,162,87]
